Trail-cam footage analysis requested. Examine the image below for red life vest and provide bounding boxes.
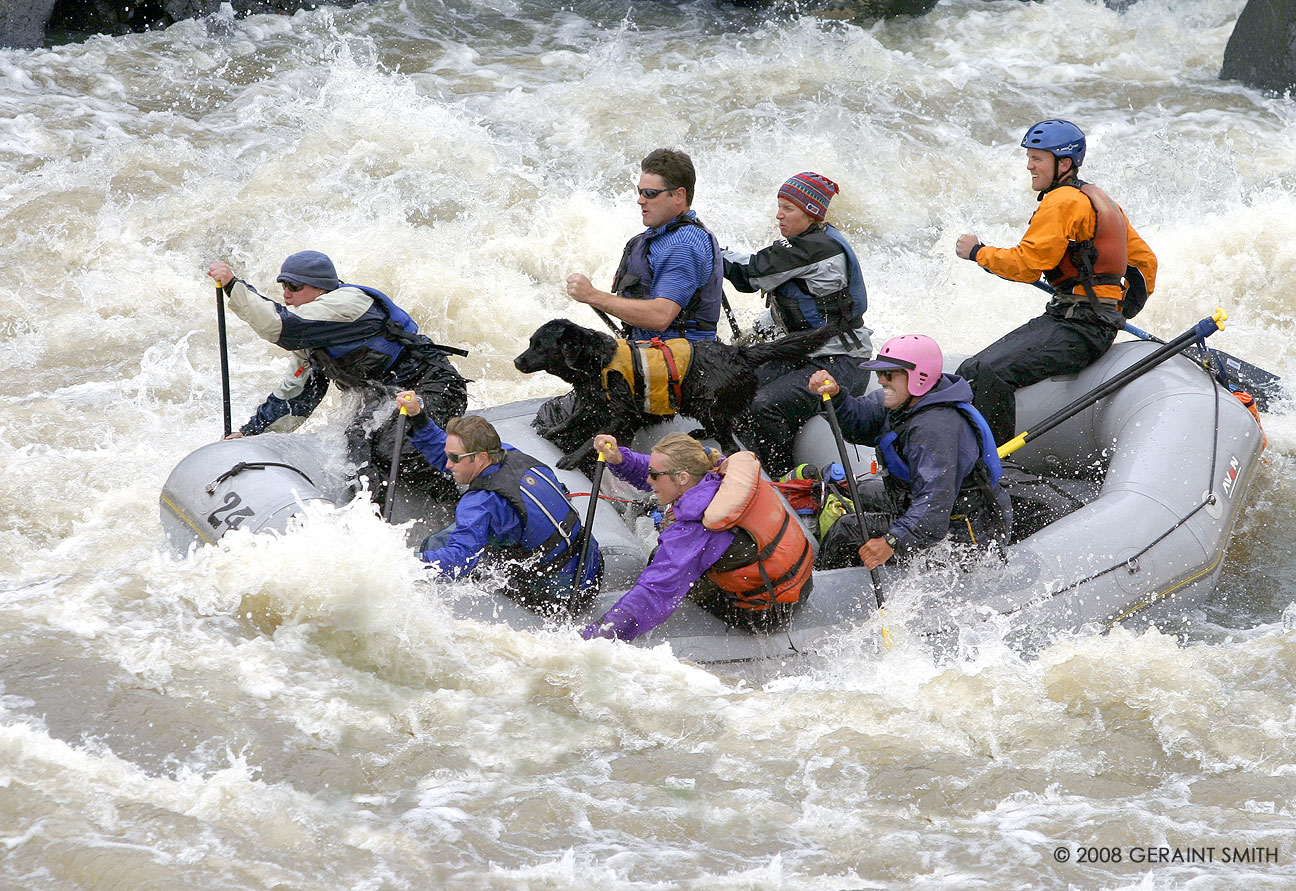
[1044,182,1130,310]
[701,452,814,610]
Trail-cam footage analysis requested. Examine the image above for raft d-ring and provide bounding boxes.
[1202,489,1224,520]
[1125,556,1141,575]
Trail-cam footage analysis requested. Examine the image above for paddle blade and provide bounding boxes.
[1191,346,1283,411]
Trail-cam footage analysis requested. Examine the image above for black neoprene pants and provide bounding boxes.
[955,307,1116,446]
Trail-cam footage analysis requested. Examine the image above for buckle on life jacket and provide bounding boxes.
[1048,292,1120,321]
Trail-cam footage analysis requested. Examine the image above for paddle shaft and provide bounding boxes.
[720,294,742,340]
[382,407,408,522]
[573,451,606,593]
[594,308,621,335]
[1122,320,1163,344]
[216,284,233,438]
[1030,278,1280,407]
[997,311,1225,459]
[821,392,885,610]
[1124,318,1280,410]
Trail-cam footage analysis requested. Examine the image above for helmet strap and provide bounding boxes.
[1050,155,1078,190]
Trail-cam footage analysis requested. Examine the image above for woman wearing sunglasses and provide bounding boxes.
[807,334,1011,572]
[580,432,812,642]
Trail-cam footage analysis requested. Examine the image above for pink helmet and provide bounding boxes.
[860,335,944,396]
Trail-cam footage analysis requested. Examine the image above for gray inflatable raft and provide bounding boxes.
[160,341,1266,662]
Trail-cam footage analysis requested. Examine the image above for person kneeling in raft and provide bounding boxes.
[809,335,1012,572]
[395,391,600,617]
[581,432,813,641]
[207,253,468,503]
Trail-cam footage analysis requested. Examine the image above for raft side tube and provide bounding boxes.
[159,438,338,550]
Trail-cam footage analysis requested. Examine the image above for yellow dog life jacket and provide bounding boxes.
[600,337,693,416]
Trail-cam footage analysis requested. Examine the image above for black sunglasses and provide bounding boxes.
[646,467,678,479]
[876,369,908,382]
[637,186,678,199]
[280,281,305,292]
[446,449,483,464]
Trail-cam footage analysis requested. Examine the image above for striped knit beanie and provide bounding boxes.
[778,172,839,221]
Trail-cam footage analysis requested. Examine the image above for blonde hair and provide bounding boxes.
[651,432,721,479]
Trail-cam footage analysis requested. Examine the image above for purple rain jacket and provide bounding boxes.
[581,446,735,641]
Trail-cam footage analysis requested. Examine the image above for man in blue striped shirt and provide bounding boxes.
[566,148,724,342]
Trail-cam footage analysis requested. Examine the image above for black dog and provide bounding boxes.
[514,319,839,469]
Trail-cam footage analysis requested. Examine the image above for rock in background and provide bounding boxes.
[1220,0,1296,93]
[3,0,365,47]
[725,0,938,21]
[1,0,58,49]
[4,0,1289,93]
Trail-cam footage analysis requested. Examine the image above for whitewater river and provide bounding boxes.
[3,0,1296,887]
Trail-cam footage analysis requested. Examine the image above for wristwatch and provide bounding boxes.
[882,533,898,549]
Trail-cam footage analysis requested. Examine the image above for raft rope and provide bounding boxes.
[564,492,642,504]
[206,461,316,494]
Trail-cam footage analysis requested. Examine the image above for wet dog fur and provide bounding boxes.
[514,318,839,470]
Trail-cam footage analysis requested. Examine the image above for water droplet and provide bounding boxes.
[1282,602,1296,632]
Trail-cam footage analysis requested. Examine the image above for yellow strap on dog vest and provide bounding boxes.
[600,340,634,397]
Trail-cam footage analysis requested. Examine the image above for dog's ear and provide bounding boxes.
[559,328,590,374]
[549,322,590,367]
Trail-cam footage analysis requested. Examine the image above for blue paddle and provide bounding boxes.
[1026,278,1280,409]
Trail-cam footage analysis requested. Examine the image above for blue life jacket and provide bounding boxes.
[877,401,1002,489]
[611,214,723,340]
[825,224,869,319]
[769,224,868,349]
[469,448,587,581]
[320,284,418,370]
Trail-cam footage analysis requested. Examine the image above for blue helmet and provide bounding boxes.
[1020,120,1086,167]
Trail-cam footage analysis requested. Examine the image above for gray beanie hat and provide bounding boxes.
[276,250,341,290]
